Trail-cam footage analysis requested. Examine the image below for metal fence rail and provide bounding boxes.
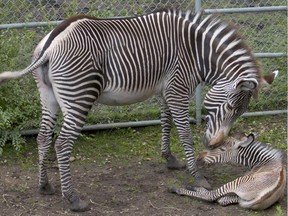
[0,0,287,126]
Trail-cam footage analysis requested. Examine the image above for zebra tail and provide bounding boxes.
[0,51,49,84]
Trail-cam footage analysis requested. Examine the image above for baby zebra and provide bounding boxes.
[169,132,286,210]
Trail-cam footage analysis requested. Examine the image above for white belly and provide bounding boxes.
[97,89,159,106]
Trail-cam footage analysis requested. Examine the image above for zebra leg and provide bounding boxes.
[169,186,216,201]
[169,178,245,204]
[167,97,211,189]
[54,113,90,212]
[37,108,59,195]
[35,67,60,195]
[217,195,240,206]
[169,186,240,206]
[160,98,186,169]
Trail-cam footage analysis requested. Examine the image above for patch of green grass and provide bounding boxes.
[165,179,182,188]
[275,205,284,216]
[87,102,161,124]
[75,126,163,165]
[1,115,285,172]
[15,182,29,193]
[232,114,287,151]
[0,113,286,215]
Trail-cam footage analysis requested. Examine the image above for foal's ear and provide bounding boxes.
[236,133,255,148]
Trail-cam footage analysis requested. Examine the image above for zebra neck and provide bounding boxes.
[186,14,260,86]
[239,141,283,168]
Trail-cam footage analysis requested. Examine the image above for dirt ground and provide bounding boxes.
[0,157,286,216]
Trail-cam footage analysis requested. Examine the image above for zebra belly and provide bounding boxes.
[97,89,158,106]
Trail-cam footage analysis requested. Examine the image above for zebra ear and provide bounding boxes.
[260,70,278,85]
[235,78,258,91]
[236,133,255,148]
[252,70,278,100]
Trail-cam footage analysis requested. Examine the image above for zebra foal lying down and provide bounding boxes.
[169,132,286,210]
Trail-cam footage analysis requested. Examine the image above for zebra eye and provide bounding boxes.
[226,102,233,109]
[205,116,209,126]
[219,147,226,151]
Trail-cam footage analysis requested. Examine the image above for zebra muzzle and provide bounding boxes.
[208,131,225,148]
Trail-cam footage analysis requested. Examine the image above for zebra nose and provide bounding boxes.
[202,135,210,148]
[208,131,225,148]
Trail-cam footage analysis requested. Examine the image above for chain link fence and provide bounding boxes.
[0,0,287,129]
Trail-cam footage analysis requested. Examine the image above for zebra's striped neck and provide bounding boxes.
[185,13,260,86]
[237,141,283,168]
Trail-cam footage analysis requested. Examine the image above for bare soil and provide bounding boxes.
[0,157,286,216]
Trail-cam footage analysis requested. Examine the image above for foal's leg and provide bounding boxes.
[168,186,216,201]
[159,97,185,169]
[217,195,240,206]
[169,176,253,203]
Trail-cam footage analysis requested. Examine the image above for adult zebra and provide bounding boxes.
[0,10,277,211]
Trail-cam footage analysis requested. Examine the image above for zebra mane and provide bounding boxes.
[206,15,254,56]
[152,8,203,24]
[188,12,261,83]
[154,9,261,83]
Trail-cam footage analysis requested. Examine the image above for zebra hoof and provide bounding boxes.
[70,198,90,212]
[185,185,201,192]
[166,155,186,170]
[168,186,178,193]
[194,175,212,190]
[39,183,55,195]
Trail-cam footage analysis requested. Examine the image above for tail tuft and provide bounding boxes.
[0,71,22,84]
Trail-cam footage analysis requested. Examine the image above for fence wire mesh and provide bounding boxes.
[0,0,287,128]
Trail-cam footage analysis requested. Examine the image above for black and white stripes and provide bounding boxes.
[0,9,277,211]
[202,133,283,167]
[170,133,285,210]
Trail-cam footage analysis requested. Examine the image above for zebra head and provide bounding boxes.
[198,132,255,165]
[203,71,278,148]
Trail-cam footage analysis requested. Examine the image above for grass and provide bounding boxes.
[0,114,286,215]
[15,182,30,193]
[1,114,286,168]
[275,205,283,216]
